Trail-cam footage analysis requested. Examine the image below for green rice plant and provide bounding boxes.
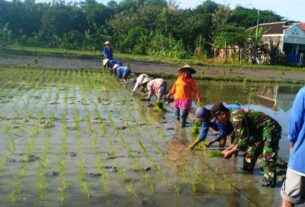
[8,117,41,203]
[126,182,137,197]
[93,109,107,134]
[73,107,91,198]
[207,149,223,158]
[209,177,215,192]
[36,136,50,201]
[248,87,256,105]
[97,72,182,195]
[110,89,176,190]
[0,135,16,173]
[191,120,201,135]
[174,184,181,196]
[58,157,67,202]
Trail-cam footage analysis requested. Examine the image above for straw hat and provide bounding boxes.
[112,64,120,70]
[142,77,151,84]
[103,59,109,66]
[104,41,110,45]
[177,65,196,74]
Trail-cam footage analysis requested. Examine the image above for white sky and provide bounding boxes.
[52,0,305,22]
[178,0,305,22]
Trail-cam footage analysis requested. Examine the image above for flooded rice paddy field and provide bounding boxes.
[0,67,301,207]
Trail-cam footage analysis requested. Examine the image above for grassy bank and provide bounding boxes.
[2,45,305,72]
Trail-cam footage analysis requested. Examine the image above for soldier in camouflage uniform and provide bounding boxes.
[211,103,281,187]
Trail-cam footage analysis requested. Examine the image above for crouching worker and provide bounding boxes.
[113,64,131,84]
[103,59,123,75]
[211,102,281,187]
[132,74,150,94]
[189,106,232,150]
[146,78,167,101]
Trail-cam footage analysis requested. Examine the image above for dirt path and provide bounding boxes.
[1,52,305,82]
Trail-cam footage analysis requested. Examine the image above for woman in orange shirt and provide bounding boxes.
[166,65,201,127]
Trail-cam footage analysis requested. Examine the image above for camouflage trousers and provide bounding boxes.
[243,123,282,187]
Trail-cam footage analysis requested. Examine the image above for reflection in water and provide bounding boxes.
[256,85,301,111]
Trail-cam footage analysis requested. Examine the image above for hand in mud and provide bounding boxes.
[223,151,233,159]
[188,145,195,150]
[205,141,212,148]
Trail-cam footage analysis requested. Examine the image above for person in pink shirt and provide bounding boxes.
[166,65,201,127]
[146,78,167,101]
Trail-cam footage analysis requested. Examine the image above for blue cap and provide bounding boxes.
[195,107,205,118]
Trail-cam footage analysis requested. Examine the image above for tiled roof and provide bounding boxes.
[257,21,293,35]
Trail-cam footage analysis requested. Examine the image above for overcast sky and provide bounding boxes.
[178,0,305,22]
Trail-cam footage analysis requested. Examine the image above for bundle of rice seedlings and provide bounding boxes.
[191,120,201,135]
[155,100,164,109]
[207,149,223,158]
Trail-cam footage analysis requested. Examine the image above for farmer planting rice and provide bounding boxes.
[132,74,150,94]
[188,106,235,150]
[166,65,200,128]
[103,59,123,75]
[113,64,132,84]
[211,102,282,187]
[145,78,167,102]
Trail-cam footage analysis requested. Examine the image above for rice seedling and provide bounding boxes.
[126,182,137,197]
[8,116,41,203]
[174,184,181,196]
[207,149,223,158]
[191,120,201,135]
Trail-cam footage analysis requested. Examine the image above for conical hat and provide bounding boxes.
[177,64,196,74]
[113,64,120,70]
[142,77,151,84]
[103,59,109,66]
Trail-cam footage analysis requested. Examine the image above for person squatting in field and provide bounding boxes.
[189,103,241,150]
[211,102,281,187]
[103,59,123,75]
[145,78,167,102]
[113,64,132,84]
[132,74,150,94]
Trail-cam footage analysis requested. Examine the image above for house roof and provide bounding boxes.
[255,21,293,35]
[298,23,305,32]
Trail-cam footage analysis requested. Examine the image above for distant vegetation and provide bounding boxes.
[0,0,284,62]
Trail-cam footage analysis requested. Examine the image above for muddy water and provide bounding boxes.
[0,67,301,207]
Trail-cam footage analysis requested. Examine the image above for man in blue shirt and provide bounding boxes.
[103,59,123,75]
[189,106,234,150]
[103,41,113,60]
[114,64,131,84]
[281,86,305,206]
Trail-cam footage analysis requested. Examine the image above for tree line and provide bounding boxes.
[0,0,284,60]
